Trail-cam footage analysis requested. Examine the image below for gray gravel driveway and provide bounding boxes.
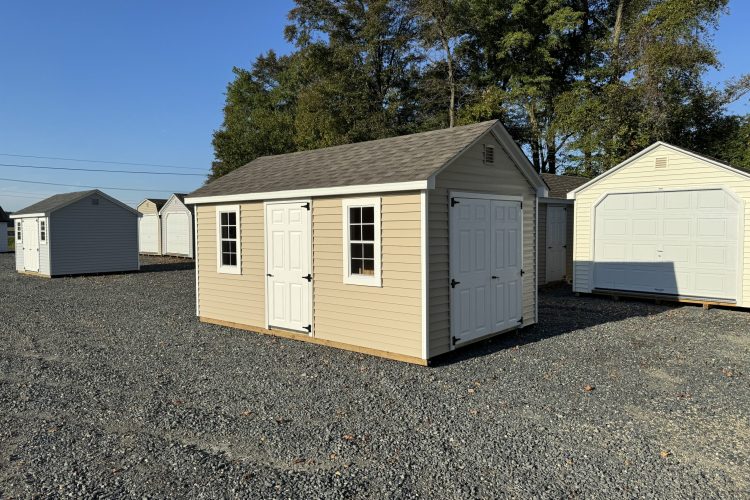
[0,253,748,498]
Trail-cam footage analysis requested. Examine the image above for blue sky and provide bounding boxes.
[0,0,747,211]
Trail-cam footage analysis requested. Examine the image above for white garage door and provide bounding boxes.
[165,212,190,256]
[594,189,740,301]
[450,194,523,347]
[139,215,159,254]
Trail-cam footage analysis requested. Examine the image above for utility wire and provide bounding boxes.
[0,176,180,193]
[0,162,205,176]
[0,152,207,171]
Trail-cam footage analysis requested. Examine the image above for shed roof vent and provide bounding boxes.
[655,156,668,169]
[91,198,99,205]
[484,145,495,164]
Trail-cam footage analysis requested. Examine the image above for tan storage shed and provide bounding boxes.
[569,142,750,307]
[186,120,548,364]
[538,174,588,285]
[159,194,194,258]
[137,198,167,255]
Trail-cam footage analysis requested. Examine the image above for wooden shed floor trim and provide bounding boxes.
[590,289,739,309]
[199,317,429,366]
[18,271,51,278]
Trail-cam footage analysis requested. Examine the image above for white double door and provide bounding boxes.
[265,201,312,333]
[22,218,40,272]
[450,194,523,346]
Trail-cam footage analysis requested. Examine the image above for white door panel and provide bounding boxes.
[450,195,523,346]
[545,205,567,282]
[165,212,190,255]
[266,202,312,333]
[594,189,739,301]
[22,219,39,272]
[139,215,159,254]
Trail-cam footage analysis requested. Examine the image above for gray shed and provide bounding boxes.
[0,206,10,253]
[11,190,140,277]
[159,193,194,258]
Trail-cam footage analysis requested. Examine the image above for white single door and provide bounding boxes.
[265,201,312,333]
[22,219,40,272]
[594,189,739,300]
[545,205,567,283]
[450,195,523,346]
[165,212,190,255]
[139,215,159,254]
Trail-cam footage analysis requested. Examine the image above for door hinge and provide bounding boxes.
[302,273,312,282]
[301,202,310,210]
[303,324,312,332]
[266,273,273,277]
[520,202,523,209]
[452,336,460,345]
[520,269,525,276]
[518,317,524,324]
[451,197,460,207]
[451,278,461,288]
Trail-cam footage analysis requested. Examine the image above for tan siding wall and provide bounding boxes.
[312,193,423,358]
[538,203,547,286]
[573,145,750,307]
[428,134,538,357]
[137,200,158,215]
[196,203,265,326]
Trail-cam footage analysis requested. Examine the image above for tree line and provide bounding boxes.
[210,0,750,180]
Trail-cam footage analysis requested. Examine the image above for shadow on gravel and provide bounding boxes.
[139,260,195,273]
[431,283,674,367]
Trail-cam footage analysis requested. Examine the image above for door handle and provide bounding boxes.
[266,273,273,277]
[491,275,499,279]
[302,274,312,282]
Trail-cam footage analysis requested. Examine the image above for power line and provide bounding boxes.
[0,176,181,193]
[0,152,207,171]
[0,162,205,176]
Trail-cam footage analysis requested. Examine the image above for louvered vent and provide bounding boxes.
[91,198,100,205]
[655,156,668,169]
[484,145,495,164]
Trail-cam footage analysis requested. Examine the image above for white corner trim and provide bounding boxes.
[186,181,428,205]
[194,207,200,316]
[216,204,241,275]
[420,190,429,361]
[341,197,382,287]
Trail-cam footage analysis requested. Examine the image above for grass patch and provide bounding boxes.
[8,237,14,251]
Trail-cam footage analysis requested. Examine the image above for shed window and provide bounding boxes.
[16,221,22,242]
[40,220,46,243]
[342,198,381,286]
[216,205,241,274]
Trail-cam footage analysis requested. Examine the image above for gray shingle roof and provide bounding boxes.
[13,190,99,216]
[541,173,590,199]
[0,206,11,224]
[190,121,499,198]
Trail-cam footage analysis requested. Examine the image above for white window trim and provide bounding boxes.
[342,197,382,287]
[39,219,48,244]
[216,205,241,275]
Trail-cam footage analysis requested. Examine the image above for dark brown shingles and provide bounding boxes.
[540,173,590,199]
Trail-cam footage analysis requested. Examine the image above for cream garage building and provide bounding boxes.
[186,120,548,364]
[159,194,194,258]
[569,142,750,307]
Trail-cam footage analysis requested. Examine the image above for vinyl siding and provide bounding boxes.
[50,195,139,275]
[0,222,7,253]
[160,198,194,258]
[312,193,423,359]
[538,204,547,286]
[137,200,159,215]
[573,145,750,307]
[428,133,538,358]
[195,203,265,327]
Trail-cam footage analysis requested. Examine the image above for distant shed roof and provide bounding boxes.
[189,121,501,198]
[541,173,590,199]
[11,190,138,217]
[143,198,169,210]
[0,206,11,224]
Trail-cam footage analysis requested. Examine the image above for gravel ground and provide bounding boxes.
[0,252,748,498]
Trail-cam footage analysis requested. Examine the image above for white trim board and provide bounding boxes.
[568,142,750,199]
[420,190,429,360]
[186,181,428,205]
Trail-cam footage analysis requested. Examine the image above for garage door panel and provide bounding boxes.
[594,189,738,301]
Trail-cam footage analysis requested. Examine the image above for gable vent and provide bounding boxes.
[483,145,495,164]
[91,198,100,205]
[655,156,668,169]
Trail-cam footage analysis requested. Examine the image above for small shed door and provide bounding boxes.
[22,219,40,272]
[139,215,159,254]
[545,205,567,282]
[265,201,312,333]
[450,194,522,347]
[165,212,190,255]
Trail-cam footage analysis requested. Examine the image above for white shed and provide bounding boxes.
[11,190,140,277]
[137,198,167,255]
[159,193,194,258]
[569,142,750,307]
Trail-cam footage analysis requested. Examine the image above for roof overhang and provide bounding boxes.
[539,197,573,205]
[10,212,44,219]
[567,142,750,200]
[185,180,430,205]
